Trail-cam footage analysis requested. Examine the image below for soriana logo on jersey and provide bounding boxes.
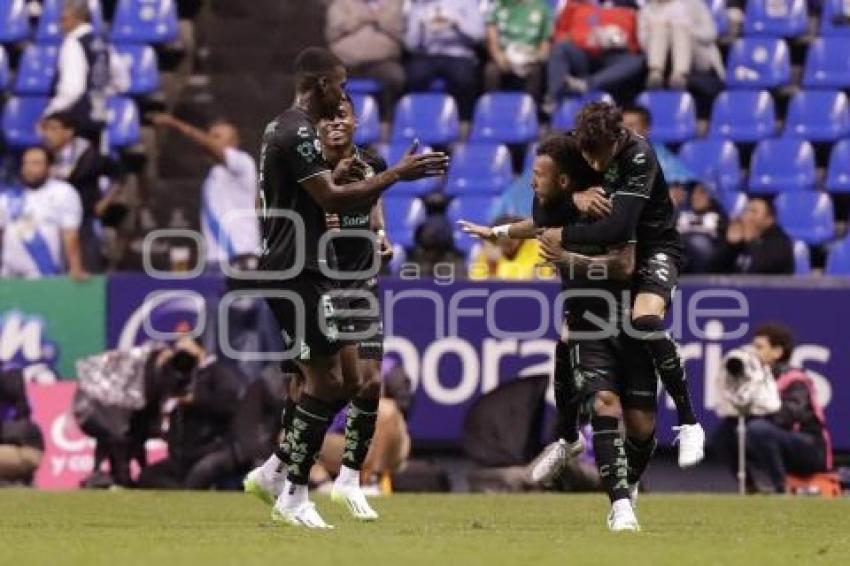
[28,383,166,489]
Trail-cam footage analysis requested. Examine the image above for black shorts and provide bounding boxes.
[337,277,384,361]
[261,273,347,361]
[567,333,658,411]
[634,251,680,306]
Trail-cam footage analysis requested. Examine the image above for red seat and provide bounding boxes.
[785,473,841,498]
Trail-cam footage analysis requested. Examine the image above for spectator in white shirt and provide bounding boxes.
[151,114,260,269]
[0,147,87,280]
[44,0,129,138]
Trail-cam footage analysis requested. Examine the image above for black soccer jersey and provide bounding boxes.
[334,146,388,276]
[257,107,333,275]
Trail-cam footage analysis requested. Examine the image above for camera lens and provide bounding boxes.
[725,357,745,377]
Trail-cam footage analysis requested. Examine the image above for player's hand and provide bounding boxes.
[457,220,496,242]
[333,156,368,184]
[572,187,611,218]
[537,227,564,262]
[377,230,394,261]
[395,141,449,181]
[326,213,341,231]
[151,113,176,128]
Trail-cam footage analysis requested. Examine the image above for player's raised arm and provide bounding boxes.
[457,217,538,242]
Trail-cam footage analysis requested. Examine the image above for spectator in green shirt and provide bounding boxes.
[485,0,553,100]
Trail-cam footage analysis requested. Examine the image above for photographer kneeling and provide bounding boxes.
[137,337,243,490]
[711,324,832,493]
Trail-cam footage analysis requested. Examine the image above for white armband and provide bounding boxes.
[492,224,511,239]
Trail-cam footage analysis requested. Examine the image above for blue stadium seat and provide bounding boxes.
[825,237,850,275]
[346,78,381,95]
[377,142,443,195]
[826,139,850,193]
[803,37,850,89]
[114,44,160,96]
[821,0,850,37]
[470,92,539,144]
[551,91,613,131]
[36,0,104,43]
[2,96,48,148]
[706,0,730,36]
[522,141,538,173]
[111,0,179,44]
[793,240,812,275]
[635,90,698,143]
[725,38,791,89]
[775,191,836,245]
[0,0,29,44]
[382,195,426,249]
[749,138,816,194]
[106,96,140,148]
[0,45,8,90]
[784,90,850,142]
[14,44,58,96]
[386,243,408,274]
[678,139,742,192]
[718,190,747,217]
[445,143,514,195]
[446,195,499,227]
[391,93,460,146]
[743,0,808,37]
[350,93,380,146]
[709,90,776,142]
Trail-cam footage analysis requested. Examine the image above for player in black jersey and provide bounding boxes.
[241,48,448,529]
[540,102,705,469]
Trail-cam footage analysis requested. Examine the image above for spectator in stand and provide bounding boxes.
[45,0,129,140]
[638,0,724,90]
[407,213,466,277]
[0,368,44,486]
[325,0,405,125]
[621,105,695,186]
[711,324,833,493]
[721,198,794,275]
[545,0,644,112]
[677,183,727,273]
[41,111,124,273]
[0,147,87,280]
[484,0,553,99]
[405,0,486,121]
[469,214,553,280]
[152,114,260,271]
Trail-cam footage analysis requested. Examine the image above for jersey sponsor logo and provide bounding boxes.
[297,126,310,138]
[297,140,319,163]
[0,310,60,383]
[633,153,646,166]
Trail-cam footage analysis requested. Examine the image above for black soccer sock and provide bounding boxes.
[625,434,658,485]
[591,415,630,503]
[341,396,380,471]
[285,394,336,485]
[273,397,298,466]
[554,340,580,444]
[632,315,697,426]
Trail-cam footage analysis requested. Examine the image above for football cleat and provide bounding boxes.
[331,483,379,521]
[272,501,334,529]
[673,423,706,468]
[243,467,283,506]
[607,499,640,533]
[529,438,585,484]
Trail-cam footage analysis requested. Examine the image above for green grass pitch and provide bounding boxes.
[0,491,847,566]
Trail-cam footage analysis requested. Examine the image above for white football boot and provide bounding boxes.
[673,423,706,468]
[272,500,335,530]
[607,499,640,533]
[529,438,585,484]
[243,466,284,506]
[331,483,380,521]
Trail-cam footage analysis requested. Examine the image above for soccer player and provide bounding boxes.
[540,102,705,469]
[241,47,447,529]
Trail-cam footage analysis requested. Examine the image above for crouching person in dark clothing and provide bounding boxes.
[138,337,243,490]
[0,369,44,485]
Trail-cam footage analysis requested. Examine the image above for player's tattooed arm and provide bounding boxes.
[457,218,537,241]
[538,237,635,281]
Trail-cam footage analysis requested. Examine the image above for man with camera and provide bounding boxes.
[711,324,833,493]
[0,369,44,486]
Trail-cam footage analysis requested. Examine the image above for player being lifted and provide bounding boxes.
[241,48,448,529]
[460,134,658,531]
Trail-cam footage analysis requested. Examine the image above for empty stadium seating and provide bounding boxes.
[377,142,443,195]
[718,190,748,218]
[783,90,850,142]
[111,0,179,44]
[794,240,812,275]
[775,191,836,245]
[826,139,850,193]
[350,93,380,146]
[706,0,730,37]
[0,0,29,44]
[743,0,809,37]
[36,0,105,43]
[825,237,850,275]
[0,45,7,91]
[445,143,513,195]
[635,90,698,144]
[446,195,499,227]
[678,139,742,193]
[725,37,791,89]
[821,0,850,37]
[551,91,613,131]
[382,195,427,249]
[470,92,539,144]
[106,96,141,148]
[392,93,460,146]
[709,90,777,142]
[803,37,850,89]
[114,44,160,96]
[748,138,816,194]
[14,44,58,96]
[345,78,382,96]
[2,96,48,148]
